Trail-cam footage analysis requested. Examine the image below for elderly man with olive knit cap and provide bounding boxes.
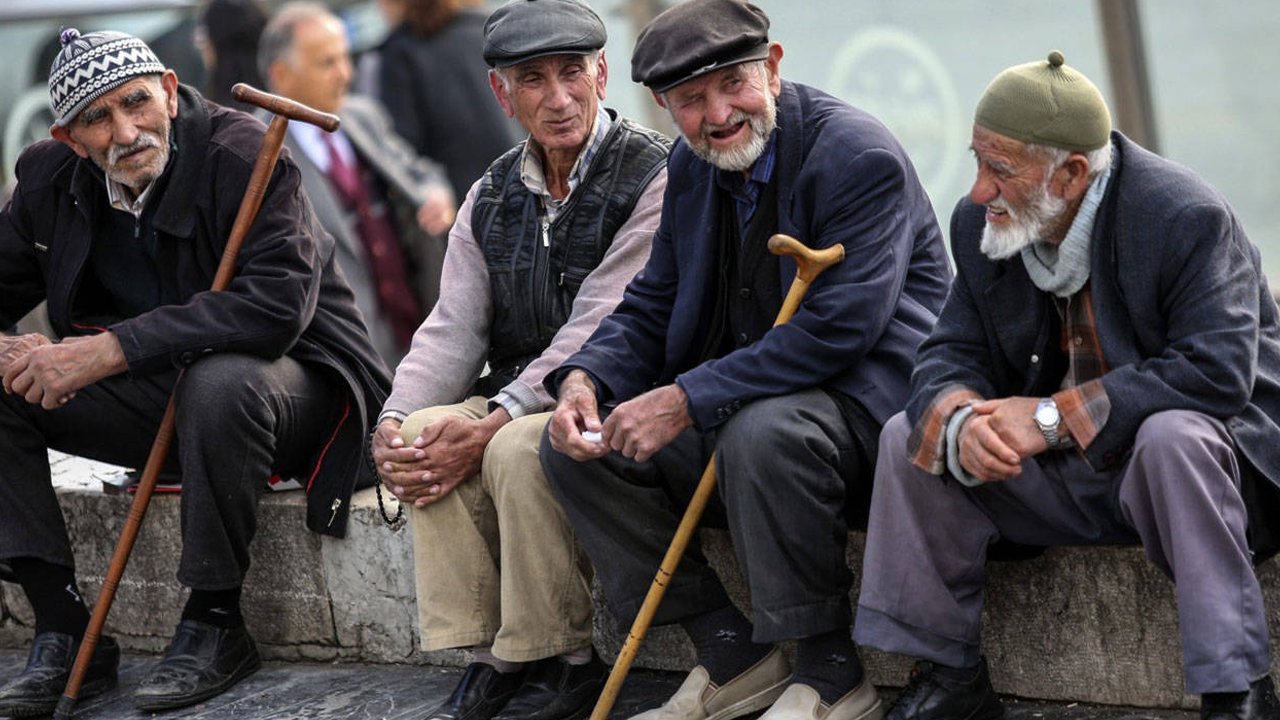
[853,51,1280,720]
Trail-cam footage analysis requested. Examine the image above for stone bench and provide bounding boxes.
[2,453,1278,710]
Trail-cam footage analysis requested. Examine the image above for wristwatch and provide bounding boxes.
[1034,397,1065,449]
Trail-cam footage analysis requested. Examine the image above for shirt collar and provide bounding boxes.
[713,129,778,198]
[519,106,612,218]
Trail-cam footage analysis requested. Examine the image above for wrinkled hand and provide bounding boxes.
[371,417,425,492]
[957,396,1046,482]
[548,369,609,461]
[602,383,691,463]
[3,333,126,409]
[0,333,52,375]
[376,411,509,508]
[416,186,457,236]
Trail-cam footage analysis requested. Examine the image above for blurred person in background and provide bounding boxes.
[368,0,521,201]
[195,0,270,112]
[262,1,457,366]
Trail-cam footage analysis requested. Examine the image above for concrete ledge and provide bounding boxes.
[2,459,1278,709]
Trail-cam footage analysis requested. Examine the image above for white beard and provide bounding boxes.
[684,92,777,172]
[979,180,1068,260]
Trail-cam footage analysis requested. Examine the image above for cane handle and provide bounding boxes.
[767,233,845,284]
[232,83,340,132]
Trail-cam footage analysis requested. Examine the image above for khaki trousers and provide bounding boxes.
[404,397,594,662]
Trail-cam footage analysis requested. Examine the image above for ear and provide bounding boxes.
[161,70,179,119]
[764,42,783,98]
[1052,153,1092,202]
[594,50,608,101]
[488,69,515,118]
[651,90,667,109]
[50,124,89,159]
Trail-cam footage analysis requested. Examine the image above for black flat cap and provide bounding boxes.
[631,0,770,93]
[483,0,607,68]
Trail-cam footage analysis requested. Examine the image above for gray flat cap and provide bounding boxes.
[631,0,770,93]
[483,0,607,68]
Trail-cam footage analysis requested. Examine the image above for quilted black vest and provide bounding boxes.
[470,112,669,396]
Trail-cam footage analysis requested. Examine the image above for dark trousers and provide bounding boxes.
[0,353,339,590]
[541,388,875,644]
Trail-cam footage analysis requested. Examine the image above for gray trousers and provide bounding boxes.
[853,410,1270,694]
[542,388,874,644]
[0,353,339,590]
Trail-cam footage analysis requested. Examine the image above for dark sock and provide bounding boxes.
[793,629,863,704]
[9,557,90,638]
[181,587,244,628]
[931,661,980,681]
[680,604,771,685]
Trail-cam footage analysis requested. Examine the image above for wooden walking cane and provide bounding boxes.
[53,83,339,720]
[590,233,846,720]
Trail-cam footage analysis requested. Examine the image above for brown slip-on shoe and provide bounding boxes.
[757,682,884,720]
[629,646,790,720]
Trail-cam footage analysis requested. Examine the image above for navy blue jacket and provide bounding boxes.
[552,80,951,430]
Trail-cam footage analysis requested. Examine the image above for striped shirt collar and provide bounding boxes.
[519,106,612,221]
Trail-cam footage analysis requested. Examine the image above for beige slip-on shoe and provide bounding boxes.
[757,682,884,720]
[629,646,791,720]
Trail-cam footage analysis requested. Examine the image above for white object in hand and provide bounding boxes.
[582,430,603,443]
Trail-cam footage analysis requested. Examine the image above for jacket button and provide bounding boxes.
[1030,354,1040,364]
[736,332,749,346]
[739,288,752,299]
[179,351,195,365]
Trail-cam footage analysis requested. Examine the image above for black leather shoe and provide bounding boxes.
[492,652,607,720]
[426,662,527,720]
[133,619,261,711]
[1203,676,1280,720]
[886,658,1003,720]
[0,632,119,718]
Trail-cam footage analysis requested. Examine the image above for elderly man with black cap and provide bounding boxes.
[540,1,950,719]
[852,52,1280,720]
[0,27,389,715]
[368,1,669,719]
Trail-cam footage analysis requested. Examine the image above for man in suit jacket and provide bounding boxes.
[853,52,1280,720]
[541,2,950,720]
[261,2,456,366]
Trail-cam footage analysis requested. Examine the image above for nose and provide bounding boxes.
[969,167,998,205]
[544,76,572,111]
[111,117,141,149]
[705,91,734,126]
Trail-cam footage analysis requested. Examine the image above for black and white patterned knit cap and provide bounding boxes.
[48,28,165,127]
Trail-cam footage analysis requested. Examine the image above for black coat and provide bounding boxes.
[376,9,520,200]
[0,86,391,537]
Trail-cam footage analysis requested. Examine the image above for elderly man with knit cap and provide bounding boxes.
[0,28,389,715]
[540,1,950,720]
[368,0,668,719]
[853,51,1280,720]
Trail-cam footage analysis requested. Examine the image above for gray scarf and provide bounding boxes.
[1021,164,1112,297]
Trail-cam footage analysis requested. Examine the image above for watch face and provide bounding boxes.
[1035,403,1059,426]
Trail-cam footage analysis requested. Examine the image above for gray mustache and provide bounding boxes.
[108,133,161,165]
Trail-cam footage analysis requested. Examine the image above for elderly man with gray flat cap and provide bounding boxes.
[854,52,1280,720]
[368,1,669,719]
[540,1,950,720]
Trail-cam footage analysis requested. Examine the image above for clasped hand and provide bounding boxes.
[371,409,508,508]
[957,396,1049,483]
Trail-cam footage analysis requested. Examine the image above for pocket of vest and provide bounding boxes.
[557,267,591,289]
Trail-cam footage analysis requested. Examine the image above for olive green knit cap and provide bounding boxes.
[974,51,1111,152]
